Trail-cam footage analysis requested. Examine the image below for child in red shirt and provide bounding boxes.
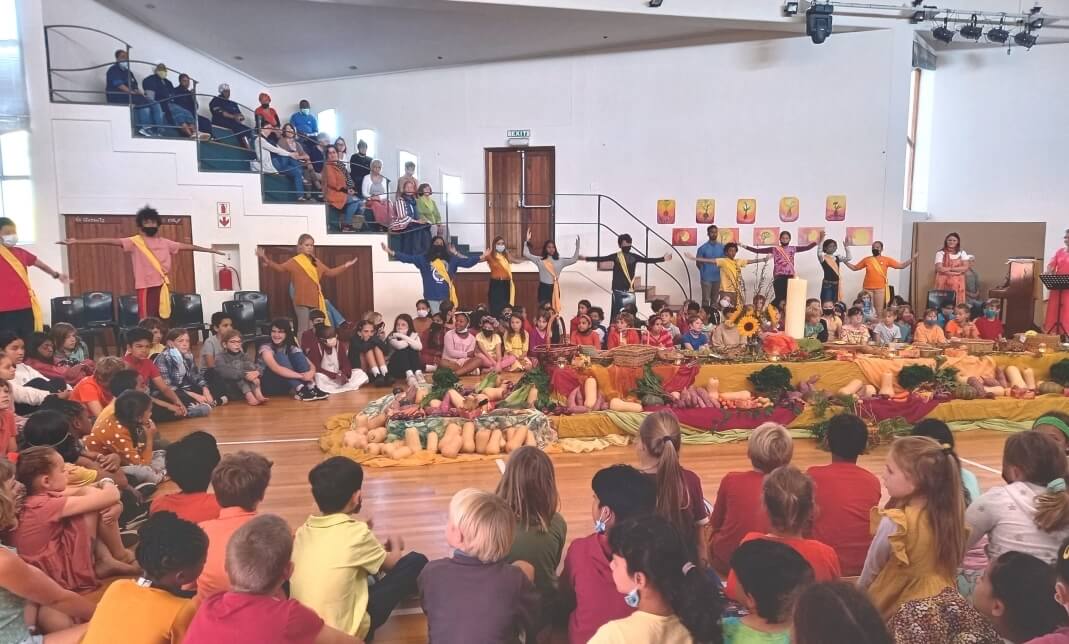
[709,422,793,575]
[150,431,222,524]
[642,317,675,348]
[569,315,601,349]
[606,313,640,349]
[725,465,841,600]
[569,299,591,334]
[806,414,882,576]
[974,299,1005,341]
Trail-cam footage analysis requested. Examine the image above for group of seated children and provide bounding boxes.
[828,295,1006,346]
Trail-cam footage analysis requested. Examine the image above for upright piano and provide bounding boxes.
[989,258,1040,335]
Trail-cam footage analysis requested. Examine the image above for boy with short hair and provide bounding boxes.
[805,414,881,576]
[722,539,815,642]
[197,450,273,598]
[658,308,681,340]
[150,431,222,523]
[945,303,980,339]
[200,312,234,370]
[679,316,710,351]
[558,465,656,643]
[914,307,948,345]
[291,457,427,640]
[124,327,188,419]
[184,514,361,644]
[975,298,1005,341]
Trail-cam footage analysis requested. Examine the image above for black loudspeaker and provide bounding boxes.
[806,4,834,44]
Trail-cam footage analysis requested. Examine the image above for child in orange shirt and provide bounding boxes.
[945,304,980,339]
[606,313,640,349]
[569,315,601,349]
[569,300,591,334]
[150,431,222,524]
[913,308,948,345]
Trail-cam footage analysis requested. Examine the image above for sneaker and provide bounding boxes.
[137,127,152,137]
[312,387,330,400]
[295,387,317,402]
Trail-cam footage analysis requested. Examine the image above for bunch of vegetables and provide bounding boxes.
[500,366,552,410]
[343,417,536,459]
[747,364,794,401]
[1052,359,1069,388]
[564,377,607,414]
[420,368,460,408]
[632,365,673,407]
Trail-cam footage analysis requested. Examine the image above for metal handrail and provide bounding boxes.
[45,24,130,47]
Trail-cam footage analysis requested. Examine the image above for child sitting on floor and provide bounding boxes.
[420,312,446,370]
[2,331,68,416]
[873,308,902,345]
[0,380,14,454]
[504,315,534,371]
[70,355,123,418]
[558,465,656,643]
[13,446,139,592]
[793,582,893,644]
[297,309,328,351]
[185,514,361,644]
[589,307,608,348]
[1034,412,1069,456]
[643,316,675,348]
[81,511,207,644]
[386,314,424,384]
[291,457,427,640]
[569,314,600,351]
[348,320,391,386]
[51,322,93,368]
[419,488,540,643]
[139,317,167,357]
[150,431,222,523]
[476,315,514,373]
[26,332,92,386]
[258,319,324,401]
[155,329,217,411]
[946,303,980,339]
[196,451,273,598]
[914,307,949,345]
[1036,538,1069,644]
[607,313,640,349]
[840,307,872,345]
[31,398,133,495]
[86,390,165,485]
[304,324,368,394]
[198,311,234,372]
[570,299,591,334]
[971,551,1069,643]
[124,328,200,420]
[975,299,1005,341]
[724,539,815,644]
[896,305,916,343]
[212,330,266,406]
[678,316,710,351]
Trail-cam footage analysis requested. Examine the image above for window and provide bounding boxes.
[355,128,376,158]
[440,173,463,205]
[398,150,418,180]
[0,0,32,243]
[903,67,933,212]
[317,108,338,140]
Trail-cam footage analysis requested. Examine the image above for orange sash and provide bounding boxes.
[773,245,795,275]
[542,259,561,313]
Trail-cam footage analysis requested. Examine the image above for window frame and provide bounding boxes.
[904,67,922,211]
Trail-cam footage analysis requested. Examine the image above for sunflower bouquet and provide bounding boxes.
[737,315,761,338]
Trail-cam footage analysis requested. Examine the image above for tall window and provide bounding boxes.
[903,67,933,212]
[355,128,376,158]
[398,150,418,180]
[441,173,463,205]
[317,108,338,140]
[0,0,32,242]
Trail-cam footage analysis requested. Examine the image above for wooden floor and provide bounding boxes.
[159,382,1011,643]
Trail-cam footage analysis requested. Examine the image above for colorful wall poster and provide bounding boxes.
[672,228,698,246]
[798,227,825,245]
[657,199,676,225]
[779,196,799,222]
[736,198,757,224]
[753,227,780,246]
[845,226,874,246]
[825,195,847,221]
[695,199,716,224]
[717,227,740,244]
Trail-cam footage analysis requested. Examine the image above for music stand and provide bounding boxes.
[1040,273,1069,337]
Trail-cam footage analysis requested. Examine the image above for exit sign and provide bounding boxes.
[506,129,530,138]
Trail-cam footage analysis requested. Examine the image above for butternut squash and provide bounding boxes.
[367,443,383,456]
[706,377,720,399]
[524,430,537,447]
[461,422,477,453]
[482,387,505,401]
[343,430,363,448]
[367,413,387,430]
[367,428,387,443]
[353,413,369,428]
[838,379,865,396]
[447,389,466,409]
[609,398,643,413]
[425,431,439,455]
[862,384,877,398]
[391,446,414,460]
[583,378,598,409]
[443,422,461,441]
[438,435,462,459]
[719,391,753,401]
[381,443,397,459]
[984,385,1007,397]
[879,372,895,397]
[404,427,422,453]
[506,426,528,452]
[428,399,442,408]
[1005,365,1027,389]
[475,429,492,454]
[486,429,504,455]
[1023,367,1037,390]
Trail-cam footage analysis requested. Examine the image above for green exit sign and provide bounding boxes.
[506,129,530,138]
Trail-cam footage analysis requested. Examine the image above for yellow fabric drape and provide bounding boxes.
[292,254,331,327]
[543,259,561,313]
[126,235,172,319]
[0,245,43,331]
[616,251,635,290]
[867,256,892,305]
[431,258,458,307]
[492,253,515,306]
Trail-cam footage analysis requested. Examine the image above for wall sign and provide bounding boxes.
[216,202,231,229]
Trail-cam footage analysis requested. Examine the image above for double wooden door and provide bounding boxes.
[485,147,555,255]
[256,245,373,322]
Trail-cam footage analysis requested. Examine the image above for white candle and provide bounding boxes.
[784,277,808,339]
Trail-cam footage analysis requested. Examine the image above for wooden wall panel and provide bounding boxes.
[256,245,373,323]
[63,215,195,297]
[484,147,555,256]
[453,272,542,315]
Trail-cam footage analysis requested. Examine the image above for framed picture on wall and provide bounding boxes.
[717,228,740,244]
[798,227,825,245]
[737,198,757,224]
[779,197,799,222]
[672,228,698,246]
[753,227,780,246]
[657,199,676,225]
[845,226,874,246]
[695,199,716,224]
[825,195,847,221]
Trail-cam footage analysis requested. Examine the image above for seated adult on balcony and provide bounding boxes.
[104,49,163,137]
[323,147,363,232]
[289,99,318,155]
[277,123,320,196]
[141,63,195,138]
[255,124,306,202]
[254,92,280,128]
[173,73,211,137]
[309,133,330,174]
[363,159,391,228]
[349,140,372,196]
[209,83,252,149]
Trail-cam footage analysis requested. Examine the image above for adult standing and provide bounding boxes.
[818,238,851,304]
[522,229,580,312]
[482,237,523,317]
[581,234,671,321]
[1044,228,1069,336]
[59,206,222,320]
[744,230,823,307]
[289,99,318,156]
[208,83,252,148]
[255,234,357,335]
[0,217,71,338]
[104,49,163,137]
[695,225,724,307]
[349,140,372,197]
[845,241,917,315]
[933,232,972,307]
[382,237,480,312]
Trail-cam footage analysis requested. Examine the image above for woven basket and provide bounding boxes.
[1025,334,1061,350]
[917,346,942,359]
[953,339,995,356]
[657,348,686,363]
[531,343,579,365]
[607,345,660,369]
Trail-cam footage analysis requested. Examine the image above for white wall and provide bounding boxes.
[272,27,915,305]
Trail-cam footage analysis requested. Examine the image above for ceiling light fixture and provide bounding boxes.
[1014,27,1038,48]
[648,0,664,7]
[806,3,834,44]
[932,16,955,44]
[959,15,983,40]
[986,16,1009,43]
[348,65,358,70]
[233,55,244,61]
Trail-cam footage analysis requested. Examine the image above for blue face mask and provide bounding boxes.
[118,61,129,70]
[984,309,998,319]
[624,587,640,608]
[301,108,311,115]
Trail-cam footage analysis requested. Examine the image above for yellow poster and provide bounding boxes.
[657,199,676,224]
[825,195,847,221]
[737,198,757,224]
[695,199,715,224]
[779,196,799,222]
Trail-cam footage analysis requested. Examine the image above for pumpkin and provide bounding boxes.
[1038,381,1065,395]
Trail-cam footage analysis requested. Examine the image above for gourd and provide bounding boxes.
[584,378,598,409]
[878,373,895,397]
[353,413,369,428]
[404,428,422,453]
[506,426,528,452]
[367,413,387,430]
[486,429,503,455]
[1038,381,1065,395]
[719,391,753,401]
[482,387,505,401]
[447,389,466,409]
[1005,366,1027,389]
[390,446,413,460]
[1023,367,1037,390]
[425,431,439,454]
[609,398,643,412]
[475,429,492,454]
[343,430,363,448]
[838,379,865,396]
[439,434,462,458]
[706,377,720,400]
[367,443,383,456]
[984,385,1006,397]
[461,422,476,453]
[367,428,387,443]
[954,383,978,400]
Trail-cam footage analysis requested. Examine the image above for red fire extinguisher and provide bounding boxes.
[217,263,239,291]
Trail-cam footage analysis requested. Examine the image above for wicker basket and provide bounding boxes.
[917,345,942,359]
[953,339,995,356]
[531,343,579,365]
[606,345,660,369]
[1024,334,1061,350]
[657,348,686,363]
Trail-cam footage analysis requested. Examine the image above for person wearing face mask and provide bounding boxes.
[172,73,212,138]
[254,123,305,201]
[301,324,367,394]
[289,99,318,139]
[581,234,673,321]
[0,218,70,339]
[104,49,165,137]
[388,177,429,254]
[59,207,222,320]
[209,83,252,148]
[744,230,825,308]
[820,301,843,340]
[482,236,523,317]
[523,228,581,314]
[382,237,481,313]
[973,299,1005,341]
[254,92,280,129]
[896,305,916,343]
[440,312,483,376]
[845,241,917,315]
[141,63,195,138]
[818,238,852,304]
[913,308,948,345]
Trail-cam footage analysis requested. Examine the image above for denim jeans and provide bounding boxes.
[610,290,636,321]
[340,195,363,226]
[132,98,164,134]
[262,347,313,394]
[288,284,345,325]
[167,103,195,126]
[272,155,305,199]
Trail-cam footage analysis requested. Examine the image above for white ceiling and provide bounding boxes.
[97,0,799,84]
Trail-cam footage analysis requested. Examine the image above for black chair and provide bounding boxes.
[117,295,140,351]
[222,300,268,346]
[50,296,85,329]
[234,291,270,333]
[169,293,209,342]
[81,291,118,356]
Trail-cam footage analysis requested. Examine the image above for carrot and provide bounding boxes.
[694,387,715,408]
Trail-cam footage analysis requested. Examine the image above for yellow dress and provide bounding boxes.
[867,503,955,620]
[504,334,529,359]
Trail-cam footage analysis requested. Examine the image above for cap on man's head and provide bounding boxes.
[218,83,230,93]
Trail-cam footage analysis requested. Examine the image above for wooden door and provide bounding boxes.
[485,147,554,255]
[63,215,195,296]
[256,245,373,323]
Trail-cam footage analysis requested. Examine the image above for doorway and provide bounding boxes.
[484,146,555,255]
[256,245,373,322]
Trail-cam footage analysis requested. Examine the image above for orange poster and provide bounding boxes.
[695,199,716,224]
[753,227,780,246]
[845,227,873,246]
[798,227,825,245]
[825,195,847,221]
[736,198,757,224]
[779,197,799,222]
[717,228,740,244]
[672,228,698,246]
[657,199,676,225]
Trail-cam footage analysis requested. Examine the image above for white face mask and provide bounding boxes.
[325,337,338,348]
[415,310,429,318]
[495,243,506,253]
[1,234,16,247]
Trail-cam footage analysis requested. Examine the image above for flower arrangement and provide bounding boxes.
[737,315,761,338]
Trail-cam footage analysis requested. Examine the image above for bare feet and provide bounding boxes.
[95,554,141,579]
[245,393,262,406]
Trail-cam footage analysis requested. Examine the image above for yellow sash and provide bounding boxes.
[822,254,842,302]
[126,235,172,319]
[292,254,331,327]
[616,251,635,291]
[542,259,561,313]
[868,256,891,304]
[431,258,458,308]
[0,245,43,331]
[492,253,515,306]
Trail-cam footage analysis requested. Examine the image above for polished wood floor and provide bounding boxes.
[159,382,1011,643]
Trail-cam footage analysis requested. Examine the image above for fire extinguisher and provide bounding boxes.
[217,263,239,291]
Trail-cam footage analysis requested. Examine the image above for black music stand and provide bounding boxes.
[1041,273,1069,337]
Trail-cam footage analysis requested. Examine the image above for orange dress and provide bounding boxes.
[934,250,969,306]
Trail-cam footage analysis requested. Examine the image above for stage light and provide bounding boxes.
[784,1,800,17]
[1029,5,1044,29]
[932,17,955,44]
[987,16,1009,43]
[648,0,663,7]
[959,15,983,40]
[806,3,834,44]
[1014,28,1038,49]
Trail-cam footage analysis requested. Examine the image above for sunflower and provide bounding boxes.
[765,305,780,328]
[737,315,760,338]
